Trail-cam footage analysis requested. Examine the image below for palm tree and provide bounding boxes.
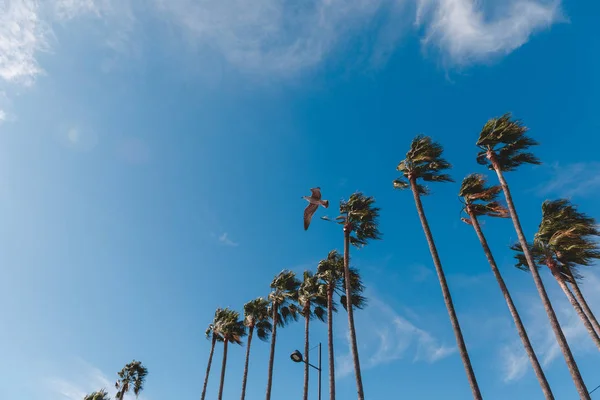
[476,114,589,399]
[202,308,225,400]
[265,270,300,400]
[298,271,328,400]
[394,135,482,400]
[459,174,554,399]
[217,308,247,400]
[323,192,380,400]
[241,298,272,400]
[512,200,600,350]
[115,360,148,400]
[84,389,111,400]
[316,250,366,400]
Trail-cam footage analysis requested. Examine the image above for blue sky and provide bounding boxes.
[1,0,599,399]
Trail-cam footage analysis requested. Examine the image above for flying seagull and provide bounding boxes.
[302,187,329,230]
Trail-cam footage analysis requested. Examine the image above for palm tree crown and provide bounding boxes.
[459,174,509,223]
[115,360,148,399]
[327,192,381,247]
[298,271,328,320]
[217,308,247,344]
[394,134,453,195]
[512,199,600,278]
[243,297,272,341]
[84,390,111,400]
[317,250,366,311]
[269,270,301,326]
[476,113,541,172]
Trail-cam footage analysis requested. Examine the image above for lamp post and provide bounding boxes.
[290,343,322,400]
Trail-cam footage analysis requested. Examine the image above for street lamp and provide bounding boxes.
[289,343,322,400]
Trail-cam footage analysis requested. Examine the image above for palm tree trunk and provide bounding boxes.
[547,262,600,351]
[218,339,229,400]
[343,225,365,400]
[490,155,590,399]
[304,309,310,400]
[201,335,217,400]
[566,270,600,336]
[409,179,482,400]
[240,326,254,400]
[265,305,278,400]
[327,285,336,400]
[468,210,554,399]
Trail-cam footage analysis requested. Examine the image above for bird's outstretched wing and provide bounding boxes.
[310,187,321,200]
[304,203,319,230]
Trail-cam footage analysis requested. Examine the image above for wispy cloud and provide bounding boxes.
[0,0,564,89]
[499,271,600,382]
[336,293,454,378]
[217,232,238,247]
[535,162,600,198]
[417,0,562,65]
[0,109,6,123]
[46,359,147,400]
[411,264,433,282]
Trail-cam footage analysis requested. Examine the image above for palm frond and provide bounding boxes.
[476,113,541,172]
[339,192,382,248]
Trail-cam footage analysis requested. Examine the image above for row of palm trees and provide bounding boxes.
[84,360,148,400]
[199,113,599,400]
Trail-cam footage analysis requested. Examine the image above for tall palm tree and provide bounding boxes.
[324,192,380,400]
[241,298,272,400]
[84,390,111,400]
[202,308,225,400]
[476,114,589,399]
[298,271,328,400]
[115,360,148,400]
[316,250,366,400]
[459,174,554,399]
[512,200,600,350]
[394,135,482,400]
[217,308,247,400]
[265,270,300,400]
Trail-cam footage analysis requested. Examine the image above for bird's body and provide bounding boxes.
[302,187,329,230]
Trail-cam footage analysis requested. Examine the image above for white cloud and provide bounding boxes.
[499,271,600,382]
[46,359,147,400]
[536,162,600,198]
[0,0,563,89]
[336,293,454,378]
[218,232,239,247]
[0,109,6,123]
[418,0,561,65]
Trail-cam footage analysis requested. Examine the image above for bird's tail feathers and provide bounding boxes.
[321,200,329,208]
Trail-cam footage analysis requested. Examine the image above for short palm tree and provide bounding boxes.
[512,200,600,350]
[202,308,225,400]
[395,135,482,399]
[323,192,380,400]
[241,297,272,400]
[115,360,147,400]
[298,271,328,400]
[216,308,246,400]
[477,114,589,399]
[265,270,300,400]
[84,389,111,400]
[459,174,553,399]
[316,250,366,400]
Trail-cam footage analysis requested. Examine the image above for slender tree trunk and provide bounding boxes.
[265,305,278,400]
[409,178,482,400]
[327,285,336,400]
[567,270,600,336]
[490,154,590,399]
[218,339,229,400]
[240,326,254,400]
[548,262,600,351]
[468,209,554,399]
[343,225,365,400]
[201,335,217,400]
[304,308,310,400]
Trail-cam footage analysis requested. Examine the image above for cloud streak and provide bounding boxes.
[536,162,600,198]
[0,0,564,89]
[336,293,454,378]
